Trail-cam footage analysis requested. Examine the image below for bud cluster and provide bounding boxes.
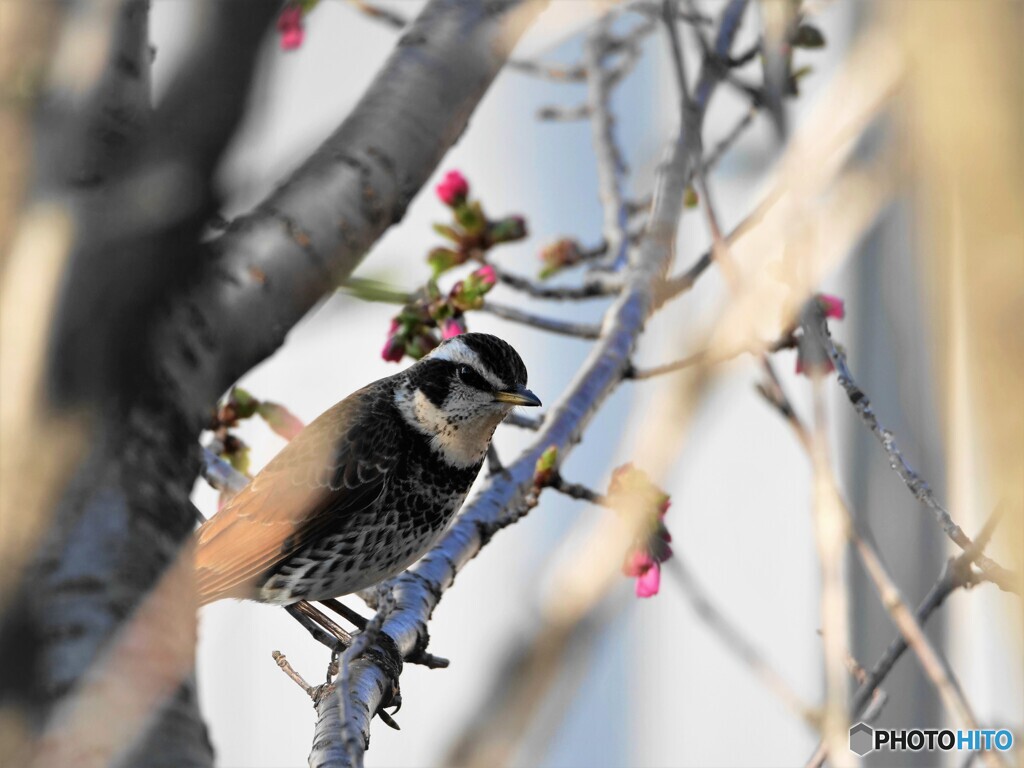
[382,170,521,362]
[607,464,673,598]
[209,386,306,477]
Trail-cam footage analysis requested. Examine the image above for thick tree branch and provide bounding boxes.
[155,0,547,430]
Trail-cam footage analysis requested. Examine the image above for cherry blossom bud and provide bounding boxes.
[441,316,467,339]
[474,264,497,288]
[623,549,655,578]
[435,170,469,206]
[277,4,304,51]
[817,293,846,320]
[533,445,559,487]
[381,334,405,363]
[539,239,583,279]
[635,561,662,598]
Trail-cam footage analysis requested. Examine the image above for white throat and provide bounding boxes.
[394,386,505,469]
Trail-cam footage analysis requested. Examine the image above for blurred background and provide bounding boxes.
[3,1,1020,766]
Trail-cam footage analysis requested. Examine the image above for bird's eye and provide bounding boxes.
[456,364,490,391]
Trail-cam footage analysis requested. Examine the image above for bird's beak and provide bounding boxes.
[493,386,542,407]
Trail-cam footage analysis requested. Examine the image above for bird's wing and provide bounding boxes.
[195,384,400,604]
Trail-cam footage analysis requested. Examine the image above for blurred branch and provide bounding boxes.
[14,5,280,766]
[71,0,152,186]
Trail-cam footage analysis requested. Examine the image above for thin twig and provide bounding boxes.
[479,301,602,339]
[759,324,1009,768]
[818,318,1018,594]
[536,104,590,122]
[586,17,631,272]
[272,651,315,696]
[491,264,621,300]
[549,474,605,505]
[626,351,706,379]
[844,651,888,723]
[849,526,1003,767]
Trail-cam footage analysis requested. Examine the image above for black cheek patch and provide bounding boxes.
[420,375,450,408]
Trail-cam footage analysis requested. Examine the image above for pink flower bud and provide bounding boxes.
[474,264,497,288]
[277,5,305,51]
[635,561,662,598]
[381,334,405,363]
[441,316,467,339]
[623,548,656,578]
[435,170,469,206]
[817,294,845,320]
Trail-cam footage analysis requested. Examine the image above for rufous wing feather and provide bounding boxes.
[195,385,396,605]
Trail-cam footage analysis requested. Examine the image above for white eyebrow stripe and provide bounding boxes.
[428,338,506,389]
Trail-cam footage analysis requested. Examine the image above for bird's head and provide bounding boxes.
[395,333,541,467]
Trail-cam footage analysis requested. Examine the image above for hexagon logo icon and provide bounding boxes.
[849,722,874,756]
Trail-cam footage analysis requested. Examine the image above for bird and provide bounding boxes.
[195,332,541,607]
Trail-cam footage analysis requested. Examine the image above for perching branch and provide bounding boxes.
[321,3,750,763]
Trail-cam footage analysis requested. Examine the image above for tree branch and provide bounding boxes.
[479,301,602,339]
[818,318,1018,593]
[155,0,548,429]
[322,2,750,762]
[586,17,631,272]
[490,264,621,300]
